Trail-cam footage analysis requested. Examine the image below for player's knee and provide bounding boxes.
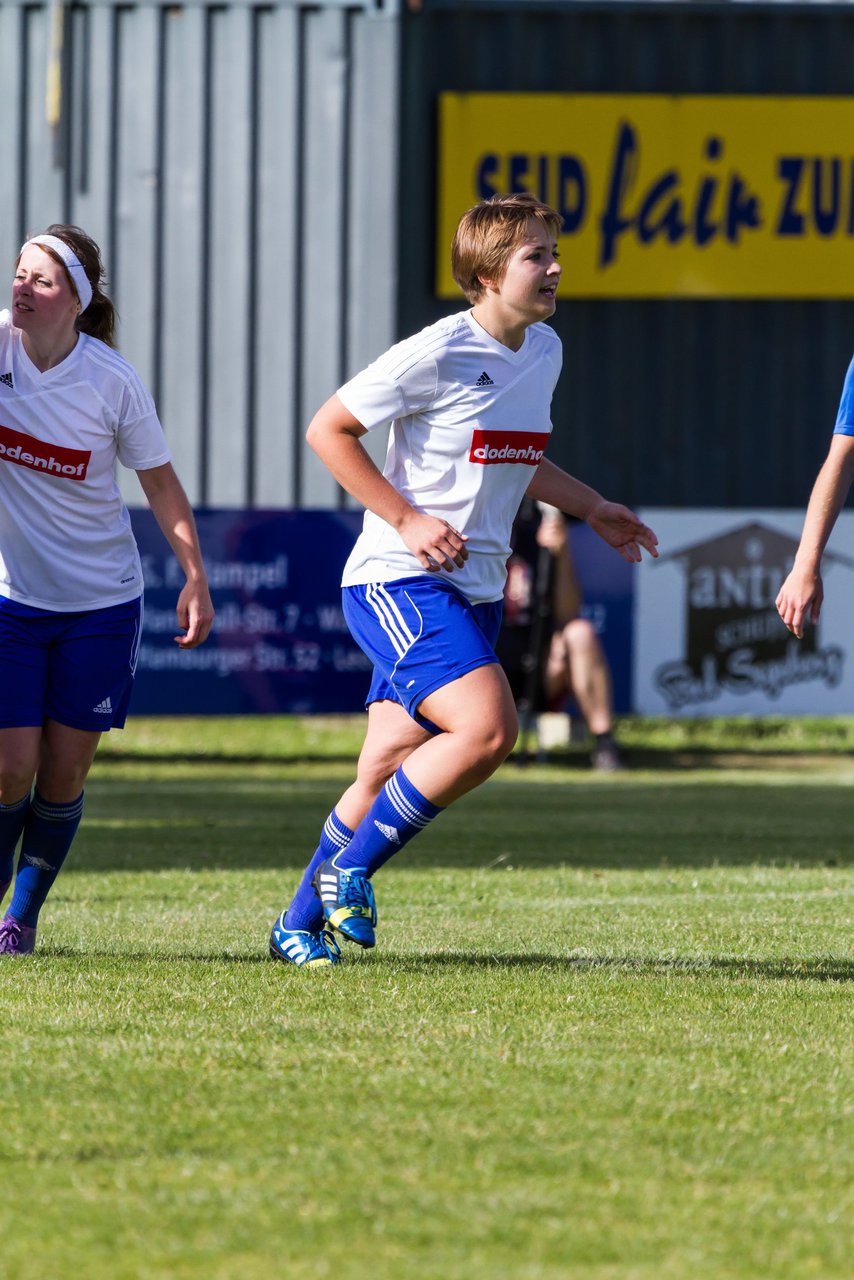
[356,752,399,798]
[496,719,519,763]
[36,745,93,800]
[0,760,36,804]
[564,617,597,654]
[474,709,518,767]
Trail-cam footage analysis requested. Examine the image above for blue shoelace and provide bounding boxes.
[339,871,377,925]
[320,930,342,961]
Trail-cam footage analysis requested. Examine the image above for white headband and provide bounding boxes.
[21,234,93,313]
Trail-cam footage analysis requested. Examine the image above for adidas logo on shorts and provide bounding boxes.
[92,696,113,714]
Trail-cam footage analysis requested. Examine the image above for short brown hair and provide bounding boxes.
[451,193,562,304]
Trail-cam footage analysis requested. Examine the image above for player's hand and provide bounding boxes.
[586,501,659,563]
[174,580,215,647]
[398,511,469,572]
[776,567,822,639]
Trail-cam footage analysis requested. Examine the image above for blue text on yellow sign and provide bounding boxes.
[437,94,854,298]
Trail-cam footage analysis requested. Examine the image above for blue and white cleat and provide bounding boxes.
[312,859,377,948]
[269,917,341,968]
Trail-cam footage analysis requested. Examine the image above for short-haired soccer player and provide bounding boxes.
[269,193,658,968]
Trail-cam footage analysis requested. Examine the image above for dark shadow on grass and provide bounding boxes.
[374,953,854,982]
[607,748,854,772]
[98,751,361,766]
[99,747,854,771]
[46,945,271,965]
[40,946,854,981]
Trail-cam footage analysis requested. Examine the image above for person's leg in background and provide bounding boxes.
[544,618,623,772]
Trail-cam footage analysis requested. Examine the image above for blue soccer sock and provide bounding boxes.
[283,808,355,932]
[7,791,85,927]
[0,793,31,896]
[334,767,443,878]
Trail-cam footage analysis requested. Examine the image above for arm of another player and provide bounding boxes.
[527,458,659,563]
[136,462,215,648]
[306,393,468,572]
[777,433,854,639]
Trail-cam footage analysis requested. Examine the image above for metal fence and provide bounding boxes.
[0,0,400,507]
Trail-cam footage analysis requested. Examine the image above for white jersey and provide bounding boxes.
[340,309,562,604]
[0,310,171,611]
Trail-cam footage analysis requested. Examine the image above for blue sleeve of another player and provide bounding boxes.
[832,355,854,436]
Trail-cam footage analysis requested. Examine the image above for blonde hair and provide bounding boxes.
[451,193,562,304]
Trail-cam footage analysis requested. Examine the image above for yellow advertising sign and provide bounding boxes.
[437,94,854,298]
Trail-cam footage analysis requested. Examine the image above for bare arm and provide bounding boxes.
[136,462,214,648]
[536,511,582,625]
[527,457,658,563]
[306,394,468,572]
[776,434,854,638]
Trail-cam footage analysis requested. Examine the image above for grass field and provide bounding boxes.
[1,717,851,1279]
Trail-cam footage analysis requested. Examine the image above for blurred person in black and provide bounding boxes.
[497,498,623,771]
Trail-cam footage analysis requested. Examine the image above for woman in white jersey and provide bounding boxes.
[269,193,658,968]
[0,224,213,955]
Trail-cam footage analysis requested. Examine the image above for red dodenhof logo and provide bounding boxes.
[0,423,90,480]
[469,429,549,466]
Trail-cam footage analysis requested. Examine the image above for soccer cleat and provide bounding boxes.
[591,739,624,773]
[0,915,37,956]
[312,858,377,948]
[268,918,341,968]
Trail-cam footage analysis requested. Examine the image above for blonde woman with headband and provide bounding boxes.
[0,224,214,955]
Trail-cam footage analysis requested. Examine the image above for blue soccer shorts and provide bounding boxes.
[0,595,143,732]
[342,575,503,732]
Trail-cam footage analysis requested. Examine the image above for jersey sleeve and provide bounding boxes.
[832,354,854,436]
[114,368,172,470]
[337,343,440,432]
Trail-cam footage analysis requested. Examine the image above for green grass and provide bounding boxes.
[92,712,854,761]
[1,718,852,1279]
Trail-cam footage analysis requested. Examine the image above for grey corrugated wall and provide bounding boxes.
[399,0,854,510]
[0,0,400,508]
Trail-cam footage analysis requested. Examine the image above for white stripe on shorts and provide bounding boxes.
[366,583,417,657]
[129,600,143,675]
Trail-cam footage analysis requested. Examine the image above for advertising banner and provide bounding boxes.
[129,509,370,715]
[127,509,636,718]
[634,510,854,716]
[437,93,854,298]
[134,507,854,720]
